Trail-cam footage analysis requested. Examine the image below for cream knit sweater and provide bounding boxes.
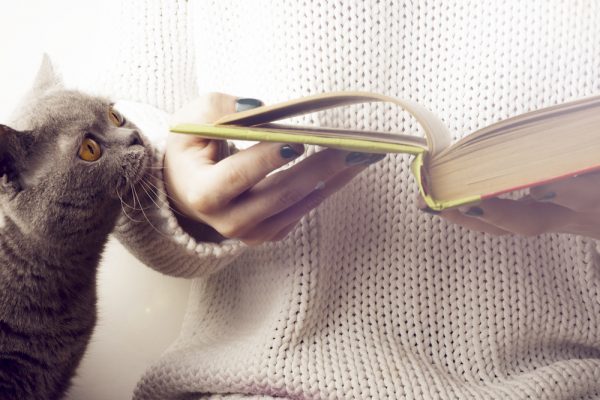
[106,1,600,399]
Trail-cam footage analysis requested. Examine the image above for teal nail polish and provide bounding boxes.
[280,145,301,159]
[236,98,264,112]
[463,206,484,217]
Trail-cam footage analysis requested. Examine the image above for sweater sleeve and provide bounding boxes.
[112,100,247,278]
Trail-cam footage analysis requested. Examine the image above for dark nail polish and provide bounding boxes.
[537,192,556,202]
[280,144,301,159]
[463,206,484,217]
[236,98,264,112]
[345,152,370,165]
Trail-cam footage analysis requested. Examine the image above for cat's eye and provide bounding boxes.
[79,138,102,162]
[108,108,125,127]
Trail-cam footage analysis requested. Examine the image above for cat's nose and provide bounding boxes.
[127,130,142,147]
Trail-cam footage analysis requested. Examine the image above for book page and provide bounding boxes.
[435,95,600,160]
[214,91,453,156]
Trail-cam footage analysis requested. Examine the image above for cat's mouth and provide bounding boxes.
[116,146,151,197]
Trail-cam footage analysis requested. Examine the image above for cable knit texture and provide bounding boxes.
[103,1,600,399]
[104,0,198,113]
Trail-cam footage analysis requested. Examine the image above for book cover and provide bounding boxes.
[170,91,600,211]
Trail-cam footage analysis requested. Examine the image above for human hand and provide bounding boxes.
[429,173,600,240]
[164,93,385,245]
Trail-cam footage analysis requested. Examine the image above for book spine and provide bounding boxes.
[410,154,481,211]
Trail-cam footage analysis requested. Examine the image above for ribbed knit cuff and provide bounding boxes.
[112,99,247,278]
[114,147,247,278]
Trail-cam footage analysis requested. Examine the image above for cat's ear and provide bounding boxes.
[31,54,63,95]
[35,53,63,89]
[0,124,28,195]
[7,55,64,123]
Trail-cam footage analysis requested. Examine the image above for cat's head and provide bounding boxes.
[0,56,150,241]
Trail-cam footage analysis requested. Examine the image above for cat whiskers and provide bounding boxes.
[116,185,153,212]
[138,176,188,219]
[130,181,171,239]
[115,188,145,223]
[138,179,169,213]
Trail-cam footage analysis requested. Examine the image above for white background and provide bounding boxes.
[0,1,192,399]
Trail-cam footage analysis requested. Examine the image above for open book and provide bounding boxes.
[170,92,600,210]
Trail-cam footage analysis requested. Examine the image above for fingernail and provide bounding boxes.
[460,206,484,217]
[236,98,263,112]
[345,152,370,165]
[537,192,556,202]
[280,144,303,159]
[420,206,440,215]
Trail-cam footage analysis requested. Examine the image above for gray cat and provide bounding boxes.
[0,57,151,399]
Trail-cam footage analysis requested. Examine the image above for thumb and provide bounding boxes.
[168,93,263,163]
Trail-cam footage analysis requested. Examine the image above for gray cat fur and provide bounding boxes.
[0,56,150,400]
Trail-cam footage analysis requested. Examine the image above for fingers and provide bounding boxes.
[271,220,301,242]
[203,142,306,209]
[428,170,600,238]
[451,198,574,237]
[439,209,509,236]
[216,151,384,243]
[165,93,270,216]
[262,164,367,230]
[167,93,243,164]
[168,93,256,155]
[165,91,390,245]
[238,161,372,244]
[228,150,383,235]
[530,172,600,213]
[418,196,509,235]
